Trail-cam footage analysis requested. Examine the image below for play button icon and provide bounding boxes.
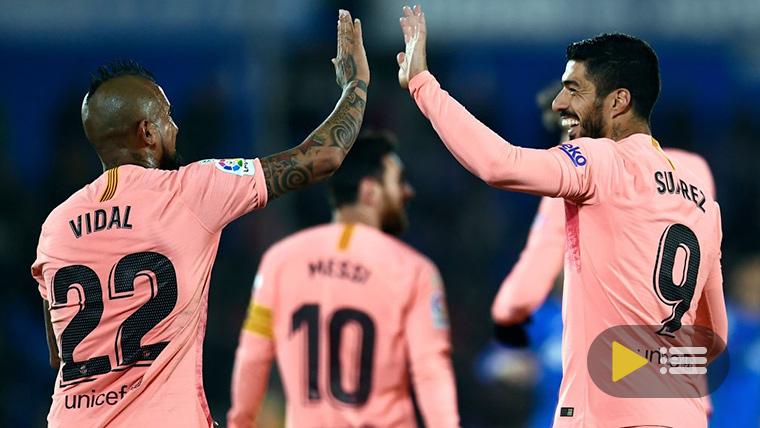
[588,325,728,397]
[611,341,649,382]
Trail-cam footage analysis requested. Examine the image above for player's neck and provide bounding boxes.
[99,149,158,171]
[333,206,380,230]
[609,118,651,141]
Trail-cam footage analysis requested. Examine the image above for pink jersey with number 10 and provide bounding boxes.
[228,222,459,428]
[32,159,268,428]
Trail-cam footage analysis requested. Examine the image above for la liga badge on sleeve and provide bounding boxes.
[203,158,256,176]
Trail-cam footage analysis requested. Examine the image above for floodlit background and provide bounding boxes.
[1,1,758,426]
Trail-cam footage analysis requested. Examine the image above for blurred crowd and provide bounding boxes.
[1,4,759,426]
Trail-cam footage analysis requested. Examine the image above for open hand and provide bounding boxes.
[333,9,369,90]
[397,5,428,89]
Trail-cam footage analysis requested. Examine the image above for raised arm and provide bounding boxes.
[261,9,369,200]
[397,5,596,201]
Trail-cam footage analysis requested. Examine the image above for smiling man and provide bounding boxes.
[397,5,727,428]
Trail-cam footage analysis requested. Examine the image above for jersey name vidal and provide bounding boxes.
[31,159,267,427]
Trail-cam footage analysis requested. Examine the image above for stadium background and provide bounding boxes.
[1,0,758,426]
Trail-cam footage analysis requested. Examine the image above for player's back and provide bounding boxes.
[263,223,445,427]
[556,135,723,427]
[568,136,721,333]
[664,147,716,198]
[32,160,267,427]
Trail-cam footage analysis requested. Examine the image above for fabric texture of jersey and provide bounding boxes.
[490,149,718,422]
[492,148,717,324]
[228,222,459,428]
[410,71,727,428]
[31,159,268,428]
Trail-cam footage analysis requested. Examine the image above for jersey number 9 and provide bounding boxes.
[653,224,700,337]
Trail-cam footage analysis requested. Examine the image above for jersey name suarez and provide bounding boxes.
[654,170,707,212]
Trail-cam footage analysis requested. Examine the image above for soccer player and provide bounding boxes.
[490,83,718,427]
[227,132,459,428]
[31,9,368,427]
[493,156,716,328]
[492,91,717,331]
[397,5,727,427]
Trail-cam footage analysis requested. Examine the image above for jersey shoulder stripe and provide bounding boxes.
[337,223,355,251]
[99,167,119,202]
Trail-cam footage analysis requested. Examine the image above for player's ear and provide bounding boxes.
[137,119,158,148]
[357,177,380,206]
[610,88,632,118]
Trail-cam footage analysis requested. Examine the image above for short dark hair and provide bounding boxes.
[89,60,155,96]
[566,33,660,121]
[328,131,398,208]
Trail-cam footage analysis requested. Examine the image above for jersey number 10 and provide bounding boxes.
[291,304,376,406]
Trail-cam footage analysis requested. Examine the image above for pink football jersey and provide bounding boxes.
[492,148,717,323]
[410,71,727,428]
[228,222,459,428]
[31,159,268,428]
[491,195,566,324]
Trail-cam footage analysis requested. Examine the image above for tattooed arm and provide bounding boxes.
[260,80,367,199]
[261,9,370,200]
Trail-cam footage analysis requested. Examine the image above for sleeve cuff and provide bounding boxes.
[252,158,269,209]
[408,70,435,96]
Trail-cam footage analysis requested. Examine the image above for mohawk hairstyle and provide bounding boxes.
[88,60,155,96]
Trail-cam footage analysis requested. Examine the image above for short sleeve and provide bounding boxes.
[31,229,49,301]
[178,158,268,232]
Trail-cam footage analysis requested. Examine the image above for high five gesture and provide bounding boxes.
[397,5,428,89]
[260,9,369,199]
[333,9,370,90]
